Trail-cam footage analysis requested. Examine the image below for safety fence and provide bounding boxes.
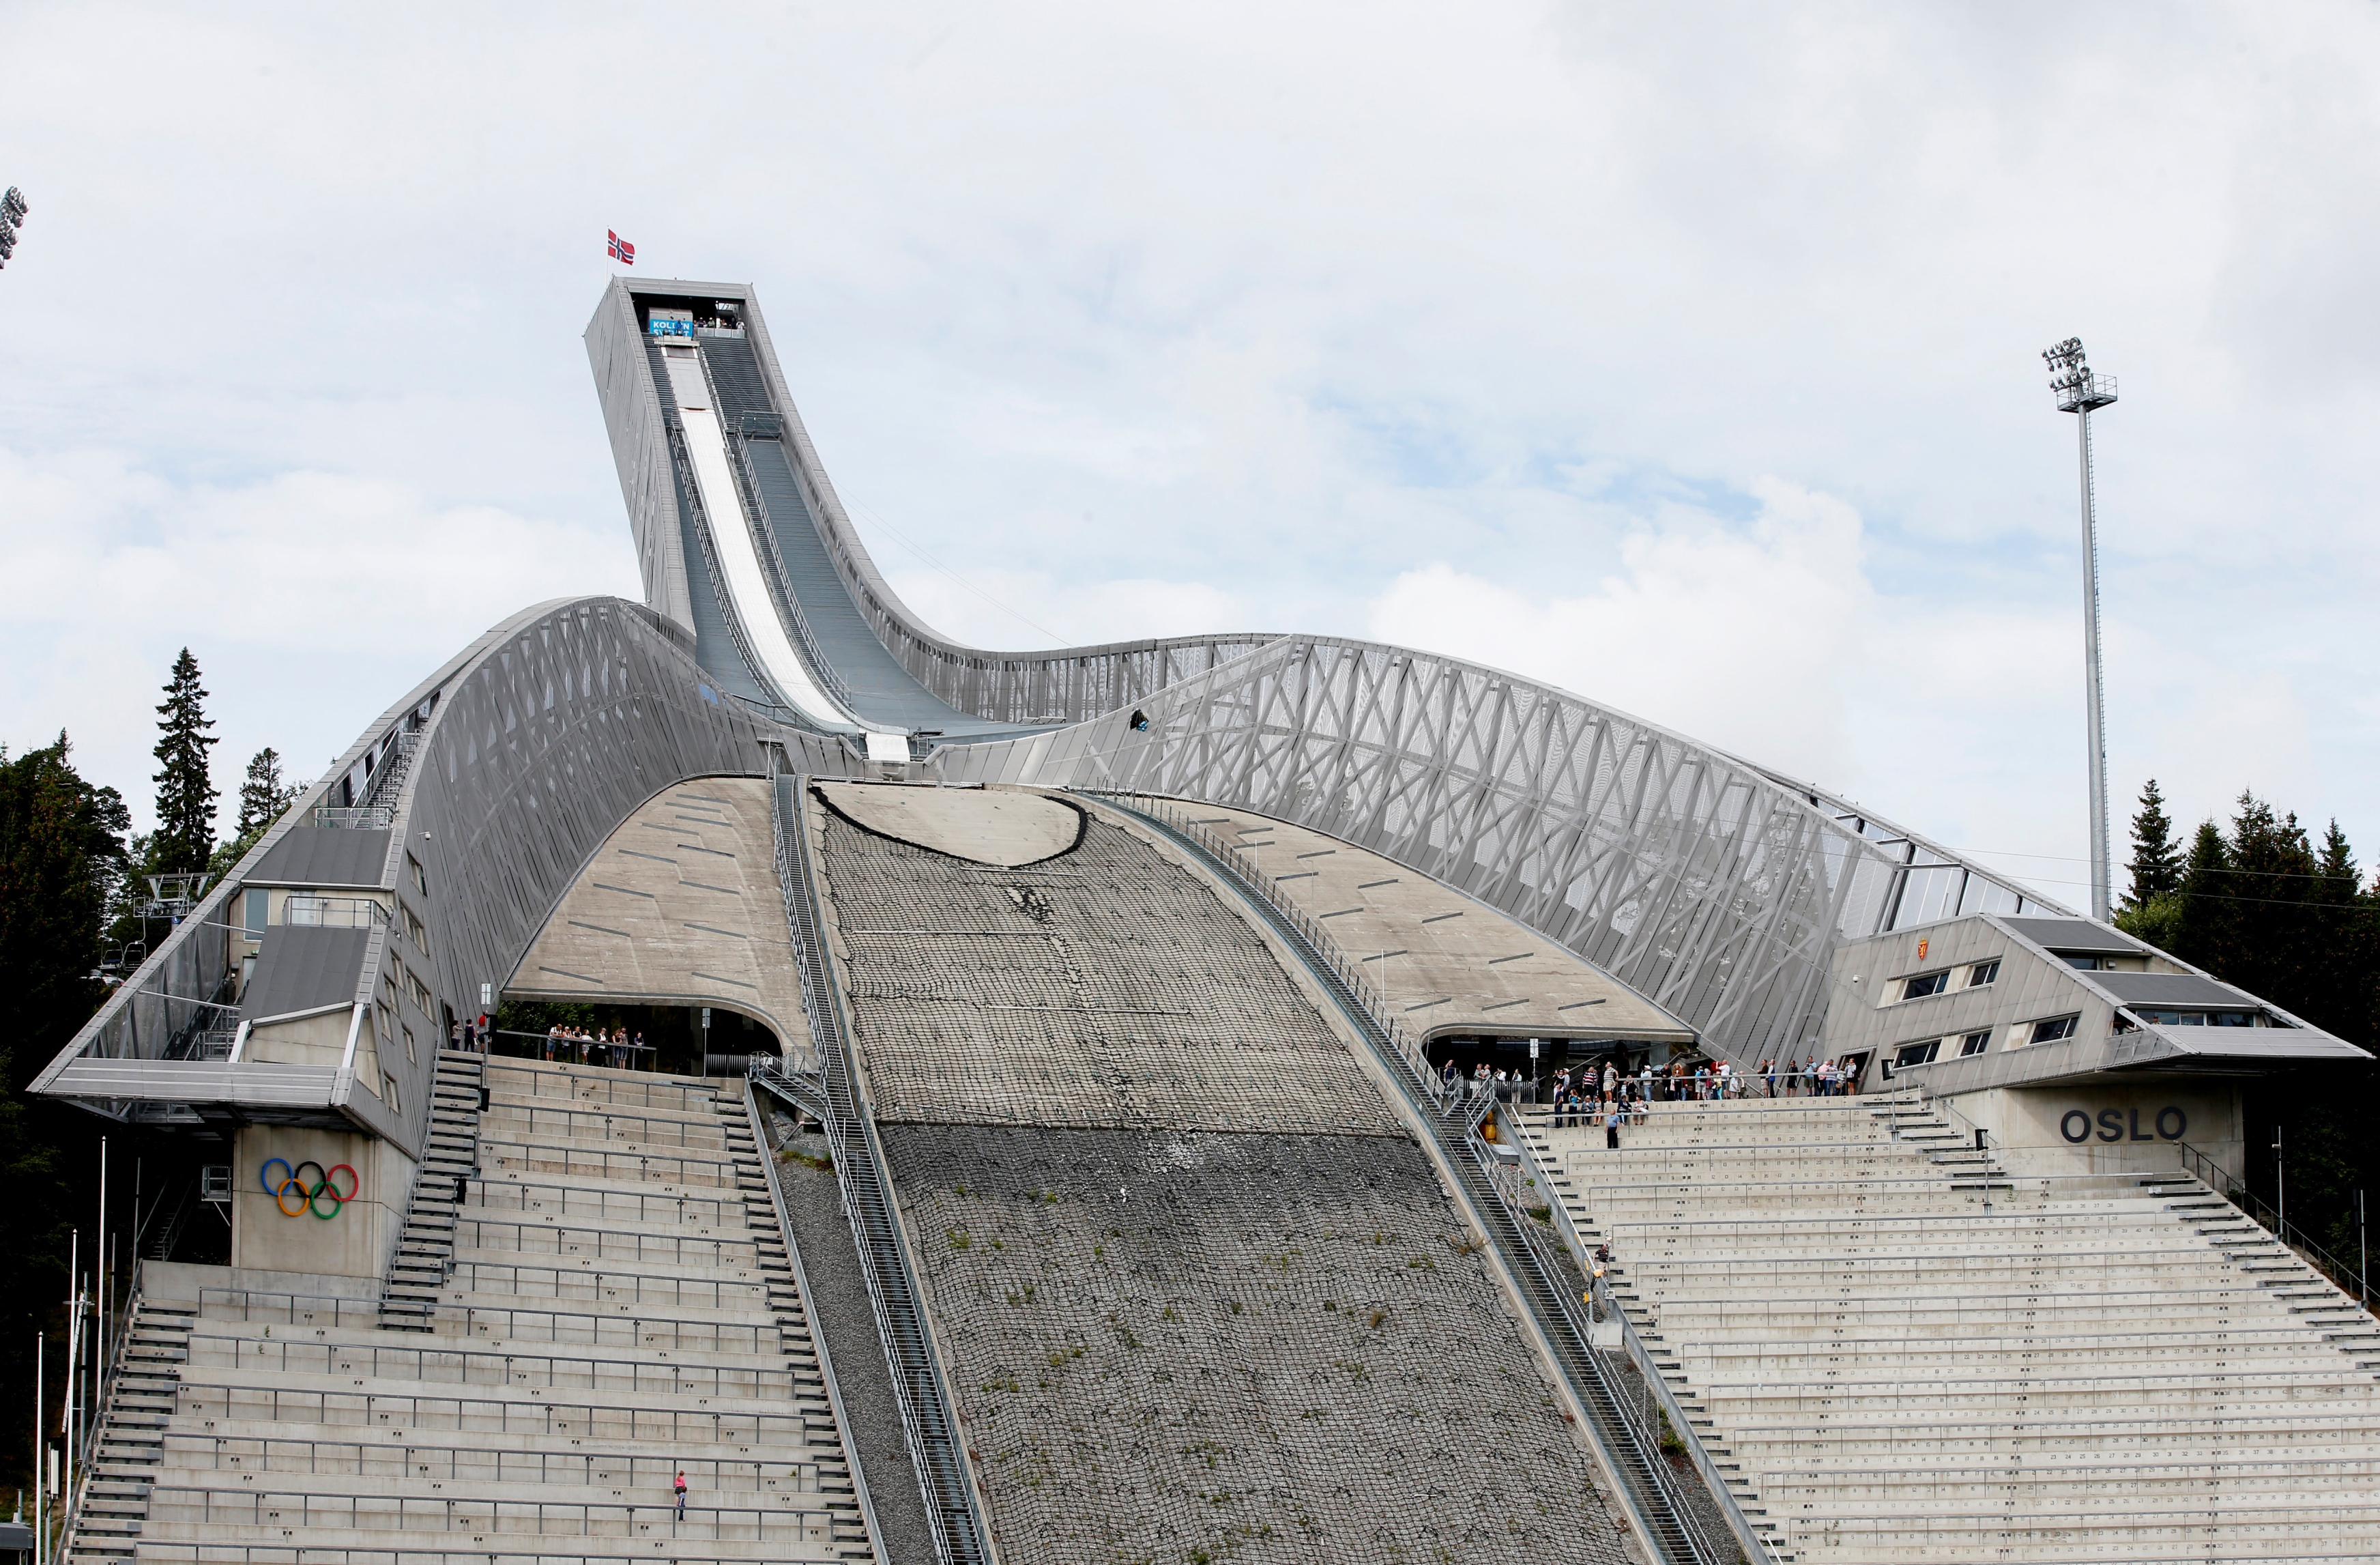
[1094,789,1767,1565]
[142,1486,839,1544]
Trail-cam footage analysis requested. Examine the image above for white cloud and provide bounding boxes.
[1,1,2375,868]
[0,446,635,831]
[1367,480,1871,783]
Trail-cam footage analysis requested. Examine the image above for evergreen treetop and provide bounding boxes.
[2123,779,2181,908]
[235,746,300,839]
[0,732,130,1082]
[151,648,218,876]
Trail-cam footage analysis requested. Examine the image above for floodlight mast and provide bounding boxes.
[2043,336,2118,921]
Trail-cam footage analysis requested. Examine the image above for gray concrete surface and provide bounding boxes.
[884,1124,1633,1565]
[816,781,1083,867]
[510,777,811,1060]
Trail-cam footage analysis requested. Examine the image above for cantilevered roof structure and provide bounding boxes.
[29,276,2376,1565]
[35,276,2363,1143]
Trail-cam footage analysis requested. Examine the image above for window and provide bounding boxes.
[2212,1011,2255,1027]
[408,972,435,1018]
[407,855,428,898]
[2062,954,2110,971]
[383,1071,401,1115]
[1959,1030,1991,1057]
[404,905,429,958]
[2029,1015,2079,1045]
[1893,1039,1941,1068]
[1966,959,2000,988]
[403,1024,418,1064]
[1901,971,1950,1001]
[244,888,268,935]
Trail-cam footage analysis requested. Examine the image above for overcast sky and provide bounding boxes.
[4,2,2376,904]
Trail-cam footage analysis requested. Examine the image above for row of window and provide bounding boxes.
[1893,1012,2078,1069]
[1898,958,1999,1003]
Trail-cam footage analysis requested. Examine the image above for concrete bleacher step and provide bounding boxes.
[106,1057,877,1565]
[1523,1092,2380,1562]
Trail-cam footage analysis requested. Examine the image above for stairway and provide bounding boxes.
[63,1300,197,1563]
[772,775,989,1565]
[1112,793,1735,1565]
[377,1048,485,1330]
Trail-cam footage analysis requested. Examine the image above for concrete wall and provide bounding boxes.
[229,1125,415,1284]
[1939,1081,2246,1186]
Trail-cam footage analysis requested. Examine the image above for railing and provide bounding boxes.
[487,1027,657,1068]
[282,895,390,929]
[1081,790,1453,1112]
[770,771,990,1565]
[57,1258,147,1562]
[715,398,862,720]
[742,1072,890,1557]
[2166,1136,2375,1315]
[1500,1180,1758,1564]
[312,805,394,829]
[1489,1109,1773,1564]
[1094,788,1748,1565]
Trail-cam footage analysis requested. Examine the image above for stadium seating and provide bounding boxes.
[71,1053,874,1565]
[1522,1093,2380,1563]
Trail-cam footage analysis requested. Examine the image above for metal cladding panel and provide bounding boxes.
[929,635,1987,1060]
[2003,915,2141,954]
[586,280,691,633]
[35,595,863,1160]
[2093,972,2263,1009]
[249,827,393,888]
[239,925,373,1022]
[46,1059,342,1107]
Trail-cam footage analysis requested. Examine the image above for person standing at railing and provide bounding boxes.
[674,1469,688,1521]
[1604,1104,1622,1151]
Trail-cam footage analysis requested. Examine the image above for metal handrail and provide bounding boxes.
[1082,790,1455,1112]
[1095,788,1740,1564]
[770,773,990,1565]
[58,1258,147,1560]
[715,405,863,719]
[2164,1138,2374,1314]
[1909,1085,2373,1315]
[1492,1161,1757,1564]
[1495,1111,1794,1563]
[740,1072,888,1553]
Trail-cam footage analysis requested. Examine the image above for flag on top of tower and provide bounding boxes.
[607,231,635,265]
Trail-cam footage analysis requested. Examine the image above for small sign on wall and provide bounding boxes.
[1916,938,1929,960]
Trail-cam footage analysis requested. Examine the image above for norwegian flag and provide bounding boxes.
[607,230,635,265]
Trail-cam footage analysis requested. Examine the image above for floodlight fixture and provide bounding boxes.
[2044,335,2117,921]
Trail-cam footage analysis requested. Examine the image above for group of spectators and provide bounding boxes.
[544,1023,644,1069]
[1443,1053,1868,1121]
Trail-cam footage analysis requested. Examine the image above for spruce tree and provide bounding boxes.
[235,747,297,838]
[2122,779,2181,908]
[0,732,131,1067]
[151,648,218,876]
[2170,818,2234,975]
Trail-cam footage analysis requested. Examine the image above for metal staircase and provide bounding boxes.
[770,774,990,1565]
[377,1048,485,1330]
[63,1298,196,1564]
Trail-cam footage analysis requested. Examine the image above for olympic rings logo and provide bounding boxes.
[259,1158,360,1220]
